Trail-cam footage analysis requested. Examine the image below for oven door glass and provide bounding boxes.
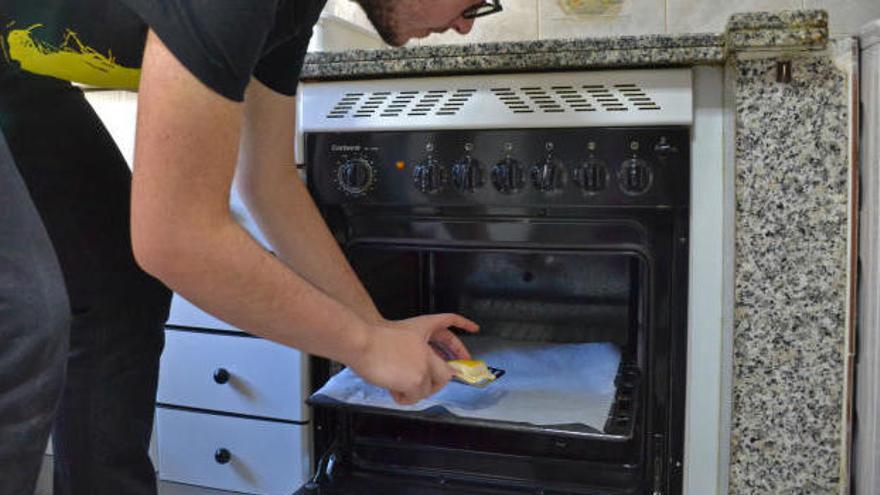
[356,247,642,348]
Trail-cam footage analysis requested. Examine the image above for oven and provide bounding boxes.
[294,69,693,495]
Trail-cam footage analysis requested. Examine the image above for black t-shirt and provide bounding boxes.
[0,0,327,101]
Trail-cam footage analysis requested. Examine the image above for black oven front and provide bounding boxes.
[298,127,689,495]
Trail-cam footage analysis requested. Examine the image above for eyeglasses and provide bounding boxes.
[462,0,503,19]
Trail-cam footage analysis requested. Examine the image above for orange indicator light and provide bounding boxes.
[395,161,406,170]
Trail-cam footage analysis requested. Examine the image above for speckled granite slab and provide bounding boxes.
[301,34,725,80]
[301,10,829,81]
[728,38,854,493]
[727,10,828,52]
[727,8,828,31]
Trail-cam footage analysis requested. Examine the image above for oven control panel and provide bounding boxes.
[306,127,689,208]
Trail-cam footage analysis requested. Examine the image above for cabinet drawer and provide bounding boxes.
[157,408,309,495]
[158,330,308,421]
[168,295,241,333]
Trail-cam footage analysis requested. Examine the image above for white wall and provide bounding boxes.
[315,0,880,50]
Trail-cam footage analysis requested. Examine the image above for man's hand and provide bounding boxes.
[349,314,479,405]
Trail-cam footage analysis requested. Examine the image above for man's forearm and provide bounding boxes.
[137,207,371,364]
[236,81,383,324]
[237,168,383,323]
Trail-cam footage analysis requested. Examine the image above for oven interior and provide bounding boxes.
[306,244,652,494]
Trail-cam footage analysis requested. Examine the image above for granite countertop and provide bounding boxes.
[301,9,829,81]
[301,33,725,80]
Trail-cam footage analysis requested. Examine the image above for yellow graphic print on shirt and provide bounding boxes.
[5,24,140,89]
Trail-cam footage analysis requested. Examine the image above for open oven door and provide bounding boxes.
[293,468,642,495]
[288,218,674,495]
[293,399,647,495]
[292,401,647,495]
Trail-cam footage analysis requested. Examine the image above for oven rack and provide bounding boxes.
[308,359,641,442]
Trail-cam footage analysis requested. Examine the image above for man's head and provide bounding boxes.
[354,0,497,47]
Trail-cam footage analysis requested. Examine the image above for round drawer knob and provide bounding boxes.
[214,448,231,465]
[213,368,230,384]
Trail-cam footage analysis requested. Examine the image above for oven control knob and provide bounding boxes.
[653,136,679,164]
[451,157,484,193]
[618,158,653,195]
[491,158,525,194]
[573,158,608,193]
[337,157,375,196]
[412,158,446,194]
[530,158,565,192]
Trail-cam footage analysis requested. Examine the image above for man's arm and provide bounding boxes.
[131,31,473,404]
[131,31,368,364]
[234,78,382,325]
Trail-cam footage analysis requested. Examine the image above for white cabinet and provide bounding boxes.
[156,408,309,495]
[159,324,311,495]
[158,330,308,421]
[167,295,240,333]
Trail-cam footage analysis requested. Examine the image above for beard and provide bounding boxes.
[354,0,408,46]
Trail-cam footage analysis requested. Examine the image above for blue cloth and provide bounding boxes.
[313,337,621,429]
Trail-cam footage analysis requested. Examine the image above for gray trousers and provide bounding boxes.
[0,67,171,495]
[0,129,69,493]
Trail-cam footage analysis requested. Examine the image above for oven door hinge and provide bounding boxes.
[302,439,342,492]
[652,433,666,495]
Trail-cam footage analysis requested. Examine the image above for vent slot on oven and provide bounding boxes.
[490,83,661,114]
[324,83,661,119]
[326,89,478,119]
[304,69,693,131]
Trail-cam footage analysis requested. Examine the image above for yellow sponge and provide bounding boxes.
[448,359,497,387]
